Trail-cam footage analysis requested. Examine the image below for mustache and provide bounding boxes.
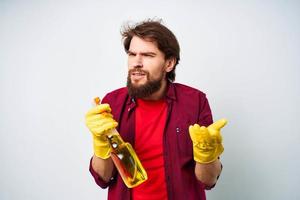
[128,69,149,75]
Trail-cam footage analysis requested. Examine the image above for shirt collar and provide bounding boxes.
[126,81,177,106]
[165,81,176,101]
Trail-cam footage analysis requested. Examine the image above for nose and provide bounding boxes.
[132,55,143,68]
[133,63,143,69]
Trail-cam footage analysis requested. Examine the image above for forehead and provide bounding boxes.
[129,36,160,52]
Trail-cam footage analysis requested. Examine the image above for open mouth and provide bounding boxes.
[132,71,146,76]
[130,70,148,81]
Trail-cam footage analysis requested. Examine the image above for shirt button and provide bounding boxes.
[176,127,180,133]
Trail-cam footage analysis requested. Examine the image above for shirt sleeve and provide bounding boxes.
[198,93,222,190]
[198,93,213,126]
[89,157,115,189]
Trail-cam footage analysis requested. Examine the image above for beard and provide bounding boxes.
[126,69,164,99]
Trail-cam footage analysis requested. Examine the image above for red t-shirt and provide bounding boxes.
[132,98,168,200]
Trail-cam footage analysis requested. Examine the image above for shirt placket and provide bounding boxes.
[163,97,174,200]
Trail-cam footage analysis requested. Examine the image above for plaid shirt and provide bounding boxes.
[89,82,216,200]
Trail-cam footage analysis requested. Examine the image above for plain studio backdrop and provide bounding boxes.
[1,0,299,199]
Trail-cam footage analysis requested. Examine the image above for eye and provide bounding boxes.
[145,54,155,57]
[128,52,135,57]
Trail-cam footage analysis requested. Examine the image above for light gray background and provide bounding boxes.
[1,0,299,199]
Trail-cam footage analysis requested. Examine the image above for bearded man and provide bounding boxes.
[85,19,227,200]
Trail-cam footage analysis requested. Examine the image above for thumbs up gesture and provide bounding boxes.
[189,119,227,164]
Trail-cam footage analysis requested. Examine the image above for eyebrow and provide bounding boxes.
[127,50,157,56]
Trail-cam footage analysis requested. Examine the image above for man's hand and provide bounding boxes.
[85,103,118,159]
[189,119,227,164]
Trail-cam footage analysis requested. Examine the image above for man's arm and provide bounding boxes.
[195,159,222,187]
[91,155,115,183]
[85,101,118,183]
[189,119,227,187]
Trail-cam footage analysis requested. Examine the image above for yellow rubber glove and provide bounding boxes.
[189,119,227,164]
[85,103,118,159]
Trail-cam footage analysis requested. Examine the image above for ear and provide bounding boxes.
[165,57,176,73]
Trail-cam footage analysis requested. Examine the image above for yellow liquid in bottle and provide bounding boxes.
[93,98,147,188]
[107,130,148,188]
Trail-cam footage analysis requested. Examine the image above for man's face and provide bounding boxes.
[126,36,171,98]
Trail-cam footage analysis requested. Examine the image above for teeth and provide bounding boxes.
[132,72,144,75]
